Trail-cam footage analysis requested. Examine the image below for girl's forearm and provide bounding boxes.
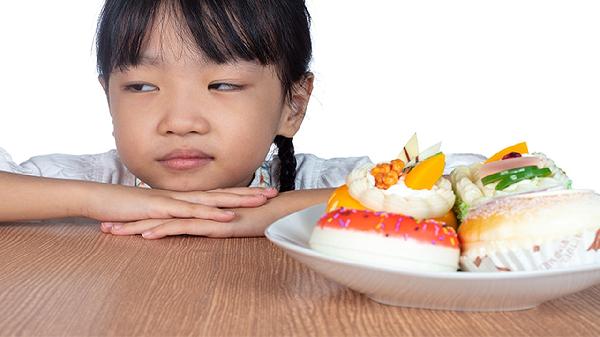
[0,172,93,222]
[0,170,335,229]
[265,188,334,222]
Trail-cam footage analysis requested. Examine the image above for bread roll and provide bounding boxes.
[459,190,600,271]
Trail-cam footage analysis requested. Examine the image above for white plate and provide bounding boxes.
[265,203,600,312]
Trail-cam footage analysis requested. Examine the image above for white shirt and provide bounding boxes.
[0,147,485,189]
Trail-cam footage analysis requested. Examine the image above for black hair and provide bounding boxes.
[95,0,312,192]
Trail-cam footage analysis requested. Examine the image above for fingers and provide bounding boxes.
[102,219,169,236]
[99,196,237,228]
[162,198,236,222]
[103,219,172,236]
[171,192,268,208]
[260,187,278,198]
[142,219,234,239]
[103,218,234,239]
[170,187,278,209]
[139,212,269,239]
[100,222,115,233]
[209,187,279,198]
[98,188,277,235]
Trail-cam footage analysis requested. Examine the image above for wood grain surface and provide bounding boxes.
[0,220,599,337]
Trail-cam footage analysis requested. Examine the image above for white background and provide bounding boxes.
[0,1,598,191]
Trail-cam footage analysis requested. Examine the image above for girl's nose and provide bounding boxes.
[156,94,211,136]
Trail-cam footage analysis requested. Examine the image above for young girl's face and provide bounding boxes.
[103,21,309,191]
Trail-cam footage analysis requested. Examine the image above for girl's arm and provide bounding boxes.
[102,188,334,238]
[0,171,275,223]
[0,171,89,221]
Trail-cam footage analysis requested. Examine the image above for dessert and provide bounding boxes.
[345,134,456,222]
[450,142,571,222]
[458,189,600,272]
[308,138,597,274]
[309,134,460,271]
[311,208,460,271]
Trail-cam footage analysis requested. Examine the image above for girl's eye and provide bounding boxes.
[125,83,158,92]
[208,83,243,91]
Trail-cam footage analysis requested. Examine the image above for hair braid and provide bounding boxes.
[274,135,296,192]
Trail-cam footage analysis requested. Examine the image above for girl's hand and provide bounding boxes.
[100,188,333,239]
[85,184,278,224]
[101,205,274,238]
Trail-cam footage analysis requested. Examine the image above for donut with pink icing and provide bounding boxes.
[309,208,460,271]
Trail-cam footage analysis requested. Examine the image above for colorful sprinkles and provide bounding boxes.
[394,217,403,232]
[318,208,460,249]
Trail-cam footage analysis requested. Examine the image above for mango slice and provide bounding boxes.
[404,153,445,190]
[326,185,369,213]
[485,142,529,163]
[433,210,458,230]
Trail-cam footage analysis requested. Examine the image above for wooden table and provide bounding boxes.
[1,219,599,337]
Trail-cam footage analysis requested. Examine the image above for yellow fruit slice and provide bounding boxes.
[433,210,457,230]
[326,185,369,213]
[405,153,445,190]
[485,142,529,163]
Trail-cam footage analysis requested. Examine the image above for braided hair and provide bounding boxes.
[274,135,297,192]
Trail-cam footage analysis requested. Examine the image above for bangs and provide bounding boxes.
[96,0,312,92]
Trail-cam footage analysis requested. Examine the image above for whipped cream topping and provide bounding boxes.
[385,179,446,198]
[347,163,455,219]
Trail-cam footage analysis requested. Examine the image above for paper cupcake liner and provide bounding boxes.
[460,227,600,272]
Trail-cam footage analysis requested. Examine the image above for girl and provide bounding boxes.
[0,0,372,238]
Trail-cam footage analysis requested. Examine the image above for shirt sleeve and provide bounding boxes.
[292,154,373,189]
[0,147,135,185]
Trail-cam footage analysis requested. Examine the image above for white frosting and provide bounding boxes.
[385,180,438,198]
[347,163,455,219]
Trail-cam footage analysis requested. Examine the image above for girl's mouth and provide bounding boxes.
[157,149,214,171]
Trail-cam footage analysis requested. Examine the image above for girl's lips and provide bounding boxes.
[159,157,212,170]
[157,149,213,171]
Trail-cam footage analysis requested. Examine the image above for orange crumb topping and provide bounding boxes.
[370,159,405,190]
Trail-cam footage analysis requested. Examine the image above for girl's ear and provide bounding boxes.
[277,72,314,138]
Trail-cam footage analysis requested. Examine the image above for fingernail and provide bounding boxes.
[101,222,113,230]
[225,210,236,217]
[262,188,277,195]
[112,224,123,231]
[142,231,155,238]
